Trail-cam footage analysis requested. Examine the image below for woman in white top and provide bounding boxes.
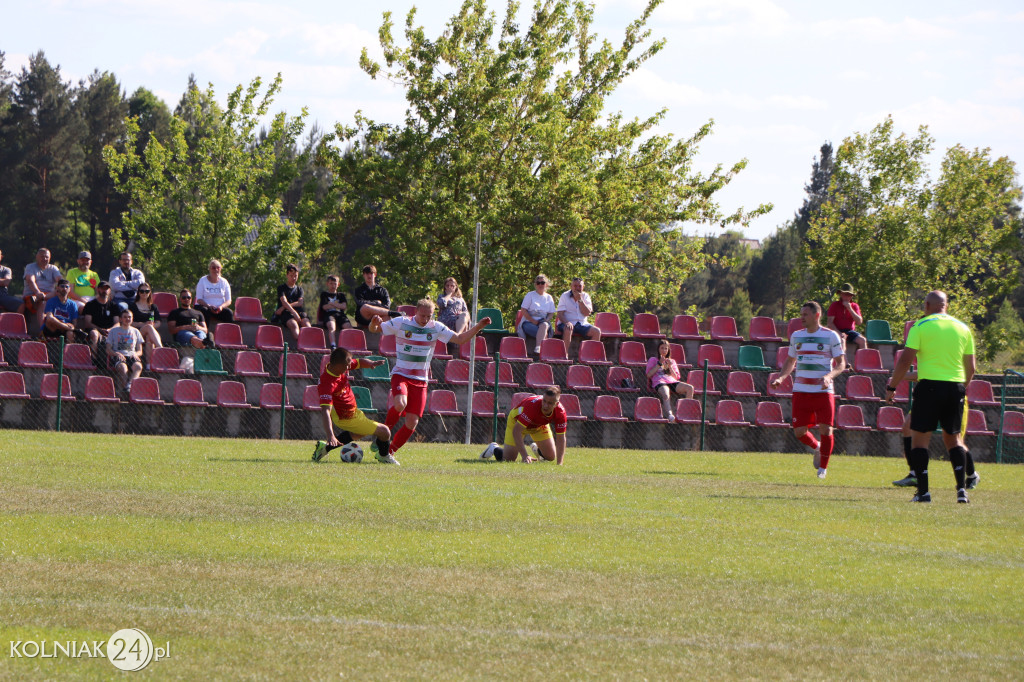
[517,274,556,354]
[194,259,234,327]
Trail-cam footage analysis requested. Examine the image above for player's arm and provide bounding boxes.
[554,432,566,465]
[512,421,533,462]
[771,354,797,386]
[319,406,341,448]
[368,315,384,333]
[823,353,846,388]
[886,348,918,403]
[357,358,385,370]
[451,317,490,345]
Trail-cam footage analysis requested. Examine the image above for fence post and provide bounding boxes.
[699,359,708,452]
[280,342,288,440]
[492,351,501,443]
[55,336,66,432]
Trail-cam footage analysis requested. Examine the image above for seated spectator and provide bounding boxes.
[42,279,82,343]
[23,248,62,329]
[353,264,400,328]
[167,289,212,349]
[437,277,470,334]
[556,277,601,348]
[106,309,144,392]
[827,282,867,352]
[646,339,694,420]
[318,275,352,348]
[80,281,119,355]
[108,251,146,313]
[194,259,234,328]
[270,264,311,342]
[66,250,99,311]
[0,248,24,312]
[128,285,163,369]
[517,273,555,354]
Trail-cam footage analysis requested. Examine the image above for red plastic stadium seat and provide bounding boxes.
[0,312,31,340]
[749,317,785,343]
[18,341,52,369]
[397,304,417,317]
[593,395,628,422]
[499,336,532,363]
[715,399,750,426]
[259,382,293,410]
[903,320,915,344]
[766,372,793,398]
[484,361,518,388]
[278,353,312,379]
[853,349,887,375]
[152,292,178,319]
[876,405,905,432]
[297,327,329,354]
[696,344,731,370]
[845,375,880,402]
[686,369,721,396]
[670,315,702,340]
[786,318,802,340]
[444,359,475,386]
[472,391,505,418]
[725,371,760,397]
[525,363,555,389]
[754,401,788,428]
[129,377,163,405]
[836,404,871,431]
[173,379,207,407]
[235,297,267,323]
[892,380,910,403]
[338,328,371,356]
[378,334,397,358]
[41,373,74,401]
[559,393,587,421]
[510,392,534,410]
[432,339,453,361]
[668,343,693,369]
[966,409,994,436]
[428,390,464,417]
[710,316,744,342]
[213,322,247,350]
[234,351,270,377]
[606,366,640,393]
[0,371,31,399]
[775,346,790,370]
[566,364,600,392]
[617,341,648,368]
[634,396,670,423]
[303,385,321,411]
[593,312,627,339]
[85,375,119,403]
[632,313,665,340]
[539,338,571,365]
[459,336,488,361]
[967,380,999,407]
[674,398,703,424]
[60,343,92,371]
[0,345,6,366]
[579,340,612,366]
[254,325,285,352]
[217,381,252,408]
[1001,411,1024,436]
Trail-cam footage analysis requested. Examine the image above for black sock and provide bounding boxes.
[949,446,967,490]
[902,437,913,473]
[911,447,929,495]
[965,450,976,478]
[493,446,504,461]
[339,431,353,445]
[376,437,390,454]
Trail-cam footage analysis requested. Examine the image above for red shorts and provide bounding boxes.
[791,391,835,428]
[390,373,428,418]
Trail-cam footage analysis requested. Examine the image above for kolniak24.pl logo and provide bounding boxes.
[10,628,170,672]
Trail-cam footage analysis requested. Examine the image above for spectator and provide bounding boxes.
[270,264,311,342]
[194,259,234,329]
[23,248,62,329]
[646,340,694,420]
[128,284,163,369]
[318,275,352,348]
[65,251,99,311]
[109,251,146,312]
[353,264,400,328]
[436,277,470,334]
[556,277,601,348]
[826,283,867,353]
[80,281,119,355]
[41,279,80,343]
[106,309,144,392]
[167,288,211,349]
[0,248,24,312]
[517,273,555,354]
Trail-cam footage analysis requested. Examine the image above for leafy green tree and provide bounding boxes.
[317,0,769,317]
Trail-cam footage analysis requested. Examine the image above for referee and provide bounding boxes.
[886,290,979,503]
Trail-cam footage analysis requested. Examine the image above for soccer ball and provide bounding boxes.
[340,442,363,463]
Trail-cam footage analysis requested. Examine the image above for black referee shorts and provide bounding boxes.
[910,379,966,435]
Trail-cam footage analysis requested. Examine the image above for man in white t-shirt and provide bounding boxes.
[517,274,556,353]
[106,309,145,392]
[195,259,234,327]
[555,277,602,348]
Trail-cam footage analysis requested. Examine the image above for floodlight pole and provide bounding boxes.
[465,221,482,445]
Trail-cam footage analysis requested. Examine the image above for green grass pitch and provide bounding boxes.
[2,431,1023,679]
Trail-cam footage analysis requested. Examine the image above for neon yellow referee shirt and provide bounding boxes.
[905,313,975,382]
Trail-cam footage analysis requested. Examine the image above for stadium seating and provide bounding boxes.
[670,315,702,340]
[472,391,505,418]
[477,308,509,338]
[213,323,247,350]
[352,385,375,414]
[234,297,267,323]
[428,390,464,417]
[484,361,518,388]
[966,409,994,436]
[766,372,793,398]
[632,313,665,339]
[593,395,628,422]
[278,353,312,379]
[709,316,744,342]
[510,392,534,410]
[876,405,905,432]
[737,345,771,372]
[579,340,612,366]
[0,313,31,340]
[539,338,571,365]
[234,351,270,377]
[892,380,910,403]
[216,381,251,408]
[634,396,670,423]
[725,371,760,397]
[398,304,417,317]
[255,325,285,352]
[853,348,887,374]
[593,312,627,339]
[378,334,397,358]
[668,343,692,369]
[18,341,52,369]
[617,341,648,368]
[754,401,788,428]
[302,385,321,411]
[525,363,555,389]
[836,404,870,431]
[749,317,785,343]
[715,400,750,426]
[149,347,185,374]
[444,359,475,386]
[786,318,802,339]
[775,346,790,370]
[903,320,915,344]
[865,319,898,345]
[967,379,1000,407]
[297,327,329,354]
[61,343,94,371]
[845,375,880,402]
[173,379,207,407]
[41,373,74,401]
[432,339,453,361]
[559,394,587,421]
[360,356,391,383]
[0,371,30,399]
[686,370,721,396]
[129,377,163,405]
[85,375,119,403]
[1001,411,1024,436]
[499,336,532,363]
[606,366,640,393]
[338,329,371,356]
[152,292,178,319]
[674,398,703,424]
[566,365,601,392]
[459,336,488,360]
[195,349,228,376]
[0,345,6,366]
[696,344,730,370]
[259,383,292,410]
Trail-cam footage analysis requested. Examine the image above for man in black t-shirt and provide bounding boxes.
[167,288,211,349]
[353,264,401,328]
[318,275,352,348]
[271,263,312,342]
[81,281,119,354]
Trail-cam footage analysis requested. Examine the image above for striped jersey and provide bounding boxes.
[788,327,844,393]
[379,317,455,381]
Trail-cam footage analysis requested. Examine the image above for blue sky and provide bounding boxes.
[4,0,1023,240]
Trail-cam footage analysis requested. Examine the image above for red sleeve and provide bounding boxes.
[553,404,568,434]
[826,301,841,317]
[349,358,360,371]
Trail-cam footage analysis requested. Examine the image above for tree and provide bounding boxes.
[317,0,769,316]
[104,75,316,306]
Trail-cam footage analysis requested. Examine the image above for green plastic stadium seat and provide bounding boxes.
[737,345,771,372]
[360,356,391,383]
[865,319,899,346]
[477,308,509,336]
[352,385,375,414]
[194,348,228,376]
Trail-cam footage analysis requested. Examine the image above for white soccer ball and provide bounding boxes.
[340,442,363,463]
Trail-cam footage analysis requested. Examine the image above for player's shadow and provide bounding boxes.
[707,493,863,503]
[645,470,718,477]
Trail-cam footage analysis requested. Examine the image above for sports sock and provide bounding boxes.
[964,449,976,478]
[339,431,353,445]
[902,437,914,473]
[797,432,819,449]
[390,426,414,453]
[493,446,505,461]
[948,446,968,490]
[911,447,929,495]
[819,433,834,469]
[375,437,391,455]
[385,407,402,430]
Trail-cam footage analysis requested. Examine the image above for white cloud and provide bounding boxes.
[296,22,379,58]
[766,95,828,111]
[814,16,957,43]
[840,69,871,81]
[885,97,1024,141]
